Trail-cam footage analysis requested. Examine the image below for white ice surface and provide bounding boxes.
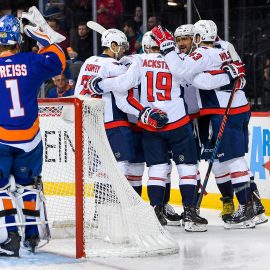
[1,208,269,270]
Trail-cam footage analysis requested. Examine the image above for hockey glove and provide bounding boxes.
[22,6,65,47]
[235,77,247,91]
[151,26,175,55]
[87,76,103,95]
[222,61,246,80]
[120,55,143,68]
[139,107,168,129]
[119,55,133,67]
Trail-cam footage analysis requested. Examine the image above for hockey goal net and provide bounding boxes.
[38,96,179,258]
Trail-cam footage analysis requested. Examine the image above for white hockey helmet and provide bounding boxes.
[101,28,129,50]
[193,20,217,44]
[141,31,158,53]
[174,24,194,38]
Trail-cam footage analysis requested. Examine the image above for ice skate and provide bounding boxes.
[0,231,21,257]
[224,201,256,229]
[163,204,182,226]
[23,235,40,253]
[253,190,268,225]
[183,206,208,232]
[154,205,167,226]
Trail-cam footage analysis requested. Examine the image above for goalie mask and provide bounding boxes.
[141,31,158,53]
[0,14,22,45]
[174,24,194,38]
[193,20,217,45]
[101,28,129,52]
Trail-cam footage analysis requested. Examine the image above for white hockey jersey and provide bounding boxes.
[74,54,130,129]
[164,45,250,116]
[98,52,232,132]
[165,44,250,115]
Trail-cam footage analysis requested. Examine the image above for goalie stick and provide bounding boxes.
[86,21,106,34]
[196,43,241,208]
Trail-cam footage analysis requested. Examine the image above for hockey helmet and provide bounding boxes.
[101,28,129,50]
[0,14,21,45]
[193,20,217,44]
[142,31,158,53]
[174,24,194,38]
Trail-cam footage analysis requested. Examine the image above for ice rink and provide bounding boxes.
[1,207,269,270]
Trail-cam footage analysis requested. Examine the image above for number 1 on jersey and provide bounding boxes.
[146,71,172,102]
[6,79,25,117]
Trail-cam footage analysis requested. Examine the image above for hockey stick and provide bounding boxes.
[86,21,106,34]
[196,43,241,208]
[192,0,202,20]
[196,77,240,208]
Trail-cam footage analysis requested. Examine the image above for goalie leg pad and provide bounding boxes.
[0,190,21,257]
[0,191,20,244]
[14,179,50,251]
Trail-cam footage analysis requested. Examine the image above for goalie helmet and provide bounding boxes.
[193,20,217,44]
[142,31,158,53]
[101,28,129,50]
[174,24,194,38]
[0,14,21,45]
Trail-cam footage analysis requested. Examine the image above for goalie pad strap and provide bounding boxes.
[0,208,17,218]
[22,209,40,217]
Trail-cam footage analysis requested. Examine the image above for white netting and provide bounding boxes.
[39,97,179,257]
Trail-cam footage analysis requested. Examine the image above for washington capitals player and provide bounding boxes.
[75,28,167,185]
[151,20,256,229]
[0,7,66,256]
[86,31,238,231]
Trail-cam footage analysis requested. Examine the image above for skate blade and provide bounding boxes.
[254,214,268,225]
[0,247,19,257]
[165,220,182,226]
[184,222,207,232]
[224,220,256,230]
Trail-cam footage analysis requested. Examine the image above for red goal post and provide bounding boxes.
[39,97,85,258]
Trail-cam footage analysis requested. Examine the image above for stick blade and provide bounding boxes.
[227,43,241,62]
[86,21,106,35]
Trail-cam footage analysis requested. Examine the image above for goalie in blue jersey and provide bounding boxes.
[0,7,66,257]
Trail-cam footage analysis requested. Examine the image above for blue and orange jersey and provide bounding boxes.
[0,44,65,145]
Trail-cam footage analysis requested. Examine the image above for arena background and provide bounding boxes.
[1,0,269,213]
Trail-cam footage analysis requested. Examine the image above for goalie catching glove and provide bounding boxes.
[139,107,168,129]
[21,6,65,47]
[222,61,246,80]
[151,26,175,56]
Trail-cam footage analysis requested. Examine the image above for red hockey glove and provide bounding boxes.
[235,77,246,91]
[139,107,168,129]
[222,61,246,80]
[151,26,175,55]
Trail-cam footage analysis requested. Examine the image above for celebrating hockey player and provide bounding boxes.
[86,31,238,231]
[0,7,66,256]
[74,28,167,187]
[151,20,259,229]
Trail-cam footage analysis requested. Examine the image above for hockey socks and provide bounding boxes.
[217,181,234,199]
[179,185,197,207]
[147,185,165,206]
